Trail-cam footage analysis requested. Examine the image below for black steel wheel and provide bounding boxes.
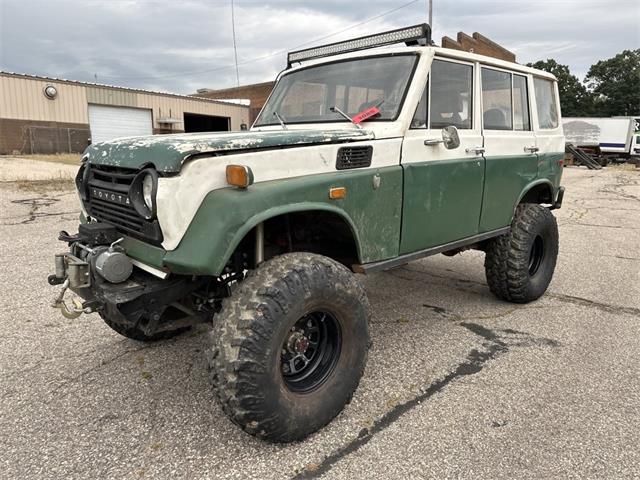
[528,235,545,276]
[281,311,341,393]
[208,252,370,443]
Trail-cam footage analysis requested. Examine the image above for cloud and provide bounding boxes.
[0,0,637,94]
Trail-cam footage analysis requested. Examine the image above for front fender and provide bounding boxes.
[162,167,403,276]
[232,201,363,258]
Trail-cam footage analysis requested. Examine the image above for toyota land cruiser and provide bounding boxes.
[49,24,565,442]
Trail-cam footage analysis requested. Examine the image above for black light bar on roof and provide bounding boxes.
[286,23,431,68]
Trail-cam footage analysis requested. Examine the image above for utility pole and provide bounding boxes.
[428,0,433,26]
[231,0,240,87]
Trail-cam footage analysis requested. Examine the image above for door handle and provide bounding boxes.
[524,146,539,153]
[465,147,485,155]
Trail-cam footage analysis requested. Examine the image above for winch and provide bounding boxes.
[49,223,134,318]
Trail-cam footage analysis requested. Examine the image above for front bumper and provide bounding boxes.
[49,225,204,327]
[73,269,202,326]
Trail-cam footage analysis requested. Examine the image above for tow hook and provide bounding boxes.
[51,279,92,319]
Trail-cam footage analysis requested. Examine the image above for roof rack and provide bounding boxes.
[286,23,431,68]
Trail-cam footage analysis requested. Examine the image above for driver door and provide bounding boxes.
[400,58,485,254]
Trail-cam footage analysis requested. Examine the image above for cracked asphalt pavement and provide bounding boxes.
[1,163,639,479]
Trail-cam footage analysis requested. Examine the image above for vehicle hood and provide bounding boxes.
[84,129,375,173]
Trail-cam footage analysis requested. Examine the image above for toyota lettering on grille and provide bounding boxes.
[91,188,131,206]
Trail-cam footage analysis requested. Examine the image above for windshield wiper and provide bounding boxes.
[329,106,363,129]
[273,111,288,130]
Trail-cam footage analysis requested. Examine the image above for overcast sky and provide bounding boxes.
[0,0,638,95]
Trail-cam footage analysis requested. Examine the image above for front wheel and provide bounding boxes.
[100,314,190,342]
[484,203,559,303]
[207,252,370,442]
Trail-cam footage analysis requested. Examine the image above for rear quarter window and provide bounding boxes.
[533,78,559,129]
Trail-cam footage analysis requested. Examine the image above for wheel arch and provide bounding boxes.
[517,179,555,206]
[221,203,364,272]
[506,180,555,225]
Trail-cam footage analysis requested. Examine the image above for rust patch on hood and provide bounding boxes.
[85,129,375,173]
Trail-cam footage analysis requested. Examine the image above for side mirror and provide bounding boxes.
[442,126,460,150]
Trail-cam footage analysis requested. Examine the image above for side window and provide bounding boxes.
[411,61,472,130]
[513,75,531,131]
[429,60,473,129]
[481,68,512,130]
[411,60,473,129]
[533,77,559,129]
[411,83,427,128]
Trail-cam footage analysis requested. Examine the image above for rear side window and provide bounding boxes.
[481,68,512,130]
[513,75,531,131]
[533,78,559,129]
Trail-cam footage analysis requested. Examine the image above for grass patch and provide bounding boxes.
[7,154,81,165]
[15,178,76,192]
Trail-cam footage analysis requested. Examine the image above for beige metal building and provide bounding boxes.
[0,72,251,155]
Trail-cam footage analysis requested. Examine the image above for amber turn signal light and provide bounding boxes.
[226,164,254,188]
[329,187,347,199]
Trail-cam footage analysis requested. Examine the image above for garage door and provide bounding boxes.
[88,105,153,143]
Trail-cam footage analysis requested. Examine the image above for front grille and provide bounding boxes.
[336,146,373,170]
[84,164,163,244]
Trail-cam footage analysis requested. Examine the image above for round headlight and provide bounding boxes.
[131,168,157,220]
[142,173,153,209]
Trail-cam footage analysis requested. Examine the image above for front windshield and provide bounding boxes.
[255,54,417,126]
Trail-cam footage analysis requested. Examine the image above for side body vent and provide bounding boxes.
[336,146,373,170]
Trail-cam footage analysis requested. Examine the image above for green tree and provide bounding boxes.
[527,59,593,116]
[585,49,640,116]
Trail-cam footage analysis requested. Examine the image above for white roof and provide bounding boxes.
[285,45,557,81]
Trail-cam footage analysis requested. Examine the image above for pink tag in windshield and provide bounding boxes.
[352,106,381,124]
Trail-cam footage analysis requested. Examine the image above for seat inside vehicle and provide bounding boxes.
[483,108,508,129]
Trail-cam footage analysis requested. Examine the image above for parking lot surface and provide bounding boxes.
[1,164,639,479]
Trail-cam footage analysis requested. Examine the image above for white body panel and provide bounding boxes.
[532,78,565,161]
[156,138,403,250]
[481,67,540,164]
[401,53,484,165]
[88,104,153,144]
[562,117,636,154]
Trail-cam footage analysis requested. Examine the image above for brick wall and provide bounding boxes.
[441,32,516,62]
[194,81,275,123]
[0,118,90,155]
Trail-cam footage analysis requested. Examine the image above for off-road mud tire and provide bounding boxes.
[100,314,190,342]
[207,252,370,443]
[484,203,558,303]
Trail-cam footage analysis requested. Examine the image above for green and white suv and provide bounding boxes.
[50,24,565,442]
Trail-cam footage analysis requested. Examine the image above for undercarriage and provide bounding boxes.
[49,222,233,337]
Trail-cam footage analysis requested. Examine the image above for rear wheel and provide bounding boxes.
[484,203,559,303]
[207,252,370,442]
